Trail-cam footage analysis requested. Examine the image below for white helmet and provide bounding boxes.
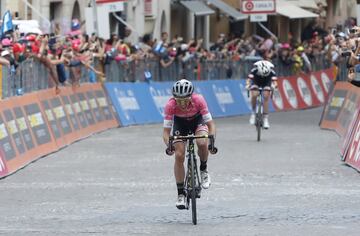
[172,79,194,98]
[254,60,274,77]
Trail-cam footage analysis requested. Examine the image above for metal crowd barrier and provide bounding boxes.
[0,53,335,99]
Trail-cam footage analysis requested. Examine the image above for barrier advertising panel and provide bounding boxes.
[3,109,26,155]
[13,106,36,152]
[0,149,8,177]
[341,110,360,159]
[320,82,360,136]
[0,83,119,178]
[344,112,360,170]
[105,83,163,126]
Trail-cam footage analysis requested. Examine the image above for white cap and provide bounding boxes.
[180,43,188,51]
[1,50,10,57]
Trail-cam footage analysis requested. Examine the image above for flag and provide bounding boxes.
[1,10,13,38]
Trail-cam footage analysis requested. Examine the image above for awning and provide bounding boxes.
[180,1,215,16]
[293,0,318,9]
[207,0,247,21]
[276,1,318,19]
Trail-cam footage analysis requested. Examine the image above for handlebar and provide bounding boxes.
[165,134,218,155]
[247,87,275,98]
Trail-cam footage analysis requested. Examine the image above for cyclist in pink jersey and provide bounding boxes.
[163,79,216,209]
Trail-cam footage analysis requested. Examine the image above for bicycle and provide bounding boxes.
[166,134,217,225]
[248,87,273,141]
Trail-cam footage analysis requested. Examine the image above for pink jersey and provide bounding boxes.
[163,93,212,128]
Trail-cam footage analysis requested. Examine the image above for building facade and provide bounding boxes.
[0,0,357,45]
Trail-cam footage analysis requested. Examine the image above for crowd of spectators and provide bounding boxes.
[0,16,358,96]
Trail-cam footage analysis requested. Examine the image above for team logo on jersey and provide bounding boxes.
[297,77,312,107]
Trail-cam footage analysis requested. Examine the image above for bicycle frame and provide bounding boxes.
[166,134,217,225]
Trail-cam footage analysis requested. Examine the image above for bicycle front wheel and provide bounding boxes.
[190,156,197,225]
[256,106,262,142]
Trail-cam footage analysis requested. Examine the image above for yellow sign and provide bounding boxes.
[0,123,8,139]
[89,99,98,109]
[16,117,27,131]
[97,98,107,107]
[7,120,18,135]
[45,110,55,121]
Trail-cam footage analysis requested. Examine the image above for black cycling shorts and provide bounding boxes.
[251,77,272,88]
[172,113,207,136]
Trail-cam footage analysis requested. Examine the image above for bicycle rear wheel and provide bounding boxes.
[190,156,197,225]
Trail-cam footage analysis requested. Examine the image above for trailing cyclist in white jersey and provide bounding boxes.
[246,60,278,129]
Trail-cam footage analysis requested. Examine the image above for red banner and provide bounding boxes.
[344,112,360,170]
[273,68,335,112]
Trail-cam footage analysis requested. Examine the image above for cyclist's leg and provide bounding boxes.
[172,116,188,208]
[195,128,209,163]
[195,124,211,188]
[262,87,271,114]
[263,85,272,128]
[174,141,186,184]
[250,85,260,112]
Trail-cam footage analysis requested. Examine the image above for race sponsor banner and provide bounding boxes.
[41,99,63,143]
[0,83,119,177]
[77,92,96,126]
[4,94,58,173]
[276,77,299,110]
[319,69,334,97]
[70,93,89,129]
[22,97,58,157]
[344,112,360,170]
[94,88,119,127]
[3,108,26,155]
[105,82,163,126]
[147,82,173,118]
[0,99,28,162]
[39,89,73,147]
[337,90,360,136]
[86,90,104,123]
[341,110,360,160]
[74,83,118,134]
[61,95,81,132]
[57,87,90,140]
[0,113,16,161]
[13,106,36,153]
[309,74,325,105]
[320,82,360,136]
[0,149,8,178]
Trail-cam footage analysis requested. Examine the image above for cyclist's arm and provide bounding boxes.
[206,120,216,138]
[271,72,278,89]
[163,127,171,146]
[163,99,175,145]
[246,68,256,89]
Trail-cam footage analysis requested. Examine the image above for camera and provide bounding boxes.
[341,50,351,57]
[350,28,357,34]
